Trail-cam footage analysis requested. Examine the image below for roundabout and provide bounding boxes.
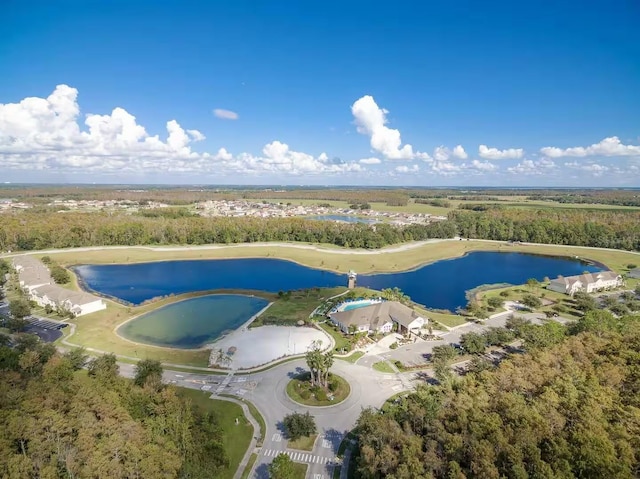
[286,372,351,407]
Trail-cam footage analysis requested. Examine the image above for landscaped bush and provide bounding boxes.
[389,342,398,349]
[299,389,311,400]
[315,389,328,401]
[552,304,567,313]
[328,380,338,392]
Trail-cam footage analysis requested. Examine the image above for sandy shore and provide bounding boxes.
[209,325,328,369]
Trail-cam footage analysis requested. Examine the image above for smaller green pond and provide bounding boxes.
[118,294,269,349]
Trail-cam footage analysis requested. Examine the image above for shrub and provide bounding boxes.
[499,290,510,297]
[315,389,328,401]
[299,389,311,400]
[389,342,398,350]
[328,380,338,392]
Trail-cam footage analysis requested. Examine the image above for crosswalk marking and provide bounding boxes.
[260,449,331,464]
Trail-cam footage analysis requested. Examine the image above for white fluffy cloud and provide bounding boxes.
[395,164,419,173]
[478,144,524,160]
[0,85,362,176]
[351,95,414,160]
[359,157,381,165]
[213,108,239,120]
[433,145,467,161]
[564,161,609,176]
[507,158,557,175]
[465,159,497,171]
[540,136,640,158]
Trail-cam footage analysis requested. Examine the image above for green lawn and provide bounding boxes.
[319,322,352,353]
[176,388,253,479]
[288,434,317,451]
[251,287,346,327]
[292,462,308,479]
[372,361,395,373]
[413,306,468,328]
[337,351,364,363]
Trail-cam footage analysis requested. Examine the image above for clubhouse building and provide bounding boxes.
[329,300,427,335]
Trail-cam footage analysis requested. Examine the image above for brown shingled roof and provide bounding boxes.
[330,301,422,329]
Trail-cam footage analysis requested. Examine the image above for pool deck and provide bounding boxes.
[333,298,383,313]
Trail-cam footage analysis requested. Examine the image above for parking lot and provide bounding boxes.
[1,298,67,343]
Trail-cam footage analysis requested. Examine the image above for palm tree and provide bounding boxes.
[305,341,323,386]
[321,351,334,387]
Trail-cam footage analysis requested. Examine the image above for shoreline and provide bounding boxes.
[3,239,637,278]
[113,294,274,351]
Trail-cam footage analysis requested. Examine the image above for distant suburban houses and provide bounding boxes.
[12,256,106,317]
[547,271,623,296]
[329,301,427,335]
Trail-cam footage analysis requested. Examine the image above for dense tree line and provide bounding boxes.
[528,190,640,207]
[2,204,640,252]
[0,186,411,206]
[450,208,640,250]
[0,212,457,251]
[353,310,640,478]
[0,340,230,478]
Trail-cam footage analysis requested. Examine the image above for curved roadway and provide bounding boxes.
[120,357,414,479]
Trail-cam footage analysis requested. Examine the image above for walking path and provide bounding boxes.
[0,238,452,258]
[4,237,640,261]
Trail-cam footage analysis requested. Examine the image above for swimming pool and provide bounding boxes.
[338,299,382,312]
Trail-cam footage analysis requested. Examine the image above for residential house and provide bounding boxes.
[547,271,623,295]
[30,284,106,317]
[329,301,427,335]
[12,256,51,292]
[12,255,106,317]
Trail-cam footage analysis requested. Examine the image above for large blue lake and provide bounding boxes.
[75,252,601,311]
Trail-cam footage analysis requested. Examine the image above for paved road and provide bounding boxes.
[119,358,412,479]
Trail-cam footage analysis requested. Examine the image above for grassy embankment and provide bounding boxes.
[250,286,347,327]
[176,387,253,479]
[63,288,273,368]
[45,239,640,276]
[15,240,638,367]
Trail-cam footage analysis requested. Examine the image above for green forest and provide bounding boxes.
[352,310,640,479]
[0,338,234,479]
[1,206,639,252]
[0,212,456,251]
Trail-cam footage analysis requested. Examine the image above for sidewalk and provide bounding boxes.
[209,394,262,479]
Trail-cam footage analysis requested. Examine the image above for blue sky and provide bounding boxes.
[1,0,639,186]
